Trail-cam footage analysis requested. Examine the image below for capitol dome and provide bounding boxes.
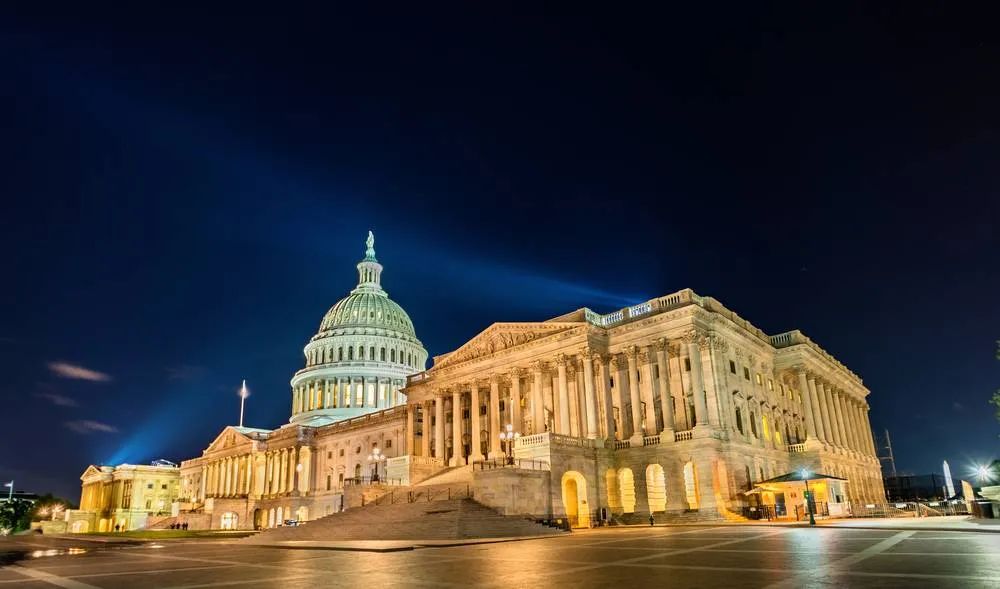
[289,232,427,426]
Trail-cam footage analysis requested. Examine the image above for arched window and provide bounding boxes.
[338,348,343,361]
[391,349,396,362]
[359,346,365,360]
[380,347,386,361]
[348,347,354,360]
[370,346,375,360]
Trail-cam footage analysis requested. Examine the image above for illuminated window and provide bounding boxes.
[767,379,773,391]
[762,414,771,441]
[755,373,762,385]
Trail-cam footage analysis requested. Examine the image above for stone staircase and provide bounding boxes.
[243,498,566,543]
[413,464,473,486]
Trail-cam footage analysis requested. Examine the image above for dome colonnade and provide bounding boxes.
[289,232,428,426]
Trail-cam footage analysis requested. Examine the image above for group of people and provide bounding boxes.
[168,522,189,530]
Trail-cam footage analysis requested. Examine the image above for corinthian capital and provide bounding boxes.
[652,337,669,352]
[554,353,568,367]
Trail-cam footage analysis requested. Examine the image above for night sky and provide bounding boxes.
[2,4,998,501]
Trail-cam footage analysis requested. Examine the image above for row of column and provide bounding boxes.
[292,377,402,414]
[408,339,707,456]
[262,447,299,496]
[796,370,876,457]
[201,454,252,499]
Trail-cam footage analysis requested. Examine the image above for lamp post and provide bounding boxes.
[801,469,816,526]
[3,481,12,502]
[367,447,386,483]
[498,424,520,466]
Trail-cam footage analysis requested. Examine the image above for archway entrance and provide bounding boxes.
[646,464,667,513]
[605,469,620,512]
[618,468,636,513]
[683,461,699,509]
[297,506,309,522]
[561,471,590,528]
[220,512,238,530]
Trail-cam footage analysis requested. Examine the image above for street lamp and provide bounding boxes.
[367,447,386,483]
[801,469,815,526]
[499,424,520,466]
[974,465,992,483]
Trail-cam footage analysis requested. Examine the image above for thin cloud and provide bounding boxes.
[65,420,118,434]
[166,365,207,380]
[36,393,78,407]
[48,362,112,382]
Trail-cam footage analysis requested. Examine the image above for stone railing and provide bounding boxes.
[787,443,806,454]
[642,435,660,446]
[514,433,550,449]
[549,433,597,449]
[768,329,863,384]
[613,439,631,450]
[674,430,693,442]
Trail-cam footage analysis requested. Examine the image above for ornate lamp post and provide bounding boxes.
[801,469,816,526]
[499,424,521,465]
[367,447,386,483]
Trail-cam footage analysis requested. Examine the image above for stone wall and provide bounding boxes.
[473,468,551,518]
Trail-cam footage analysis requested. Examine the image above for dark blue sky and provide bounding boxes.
[1,4,997,500]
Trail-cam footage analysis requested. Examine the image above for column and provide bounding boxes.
[686,336,709,429]
[288,447,298,493]
[469,384,482,462]
[830,388,847,450]
[200,466,207,500]
[612,354,628,436]
[840,392,859,452]
[297,447,311,494]
[796,370,818,441]
[488,377,501,458]
[406,404,415,456]
[640,349,657,435]
[655,341,675,437]
[581,352,598,439]
[809,376,831,444]
[863,405,878,456]
[421,401,431,457]
[451,389,463,466]
[531,362,545,434]
[510,368,523,433]
[434,394,445,460]
[625,348,643,441]
[573,363,586,438]
[552,355,569,435]
[599,355,616,439]
[818,382,841,448]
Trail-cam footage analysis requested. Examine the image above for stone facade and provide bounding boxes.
[79,234,884,531]
[69,463,180,532]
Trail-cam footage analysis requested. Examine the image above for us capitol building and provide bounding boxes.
[73,233,884,532]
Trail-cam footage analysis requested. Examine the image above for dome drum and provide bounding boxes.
[288,232,427,427]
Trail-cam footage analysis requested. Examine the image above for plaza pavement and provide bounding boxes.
[2,522,999,588]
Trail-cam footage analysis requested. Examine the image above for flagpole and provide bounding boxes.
[239,380,247,428]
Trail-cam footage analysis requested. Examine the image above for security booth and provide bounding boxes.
[743,471,848,521]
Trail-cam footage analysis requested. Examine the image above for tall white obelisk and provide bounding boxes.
[942,460,956,499]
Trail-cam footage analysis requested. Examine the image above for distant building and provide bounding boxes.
[66,463,180,533]
[884,473,964,501]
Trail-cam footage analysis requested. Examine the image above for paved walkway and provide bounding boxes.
[3,524,999,587]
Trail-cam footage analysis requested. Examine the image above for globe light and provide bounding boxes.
[800,469,810,480]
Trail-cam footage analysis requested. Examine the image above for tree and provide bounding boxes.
[993,341,1000,425]
[0,499,33,534]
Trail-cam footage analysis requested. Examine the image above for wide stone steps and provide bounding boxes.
[412,464,473,486]
[244,498,565,543]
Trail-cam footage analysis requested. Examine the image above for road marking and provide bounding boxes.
[764,530,915,589]
[0,563,238,584]
[5,565,102,589]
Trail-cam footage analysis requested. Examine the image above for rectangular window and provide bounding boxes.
[743,367,750,380]
[654,365,659,379]
[729,360,736,374]
[685,358,691,372]
[385,439,392,448]
[327,451,332,459]
[327,475,332,491]
[755,373,763,385]
[339,448,345,457]
[462,409,470,419]
[767,379,773,391]
[147,483,153,489]
[480,405,487,416]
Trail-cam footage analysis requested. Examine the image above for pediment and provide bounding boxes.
[432,322,582,370]
[204,426,257,455]
[80,465,105,480]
